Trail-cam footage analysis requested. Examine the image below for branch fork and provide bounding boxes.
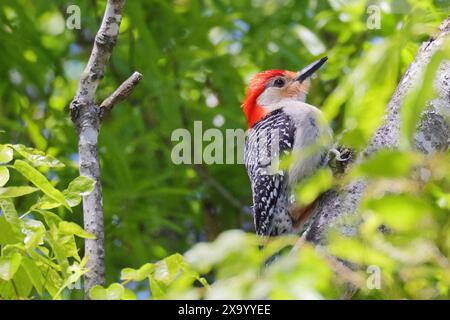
[69,0,142,298]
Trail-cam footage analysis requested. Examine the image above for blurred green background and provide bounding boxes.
[1,0,449,298]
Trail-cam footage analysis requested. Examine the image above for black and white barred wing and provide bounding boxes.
[244,110,296,236]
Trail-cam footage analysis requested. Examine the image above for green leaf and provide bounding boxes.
[22,219,45,250]
[0,265,32,298]
[364,194,430,232]
[59,221,95,239]
[90,283,126,300]
[13,160,71,211]
[121,263,155,282]
[9,144,64,168]
[154,254,185,284]
[44,268,64,299]
[0,216,23,245]
[149,278,165,299]
[21,257,44,295]
[33,196,63,210]
[0,186,38,198]
[59,235,81,261]
[0,253,22,281]
[63,191,82,207]
[324,39,400,148]
[62,176,95,207]
[13,266,33,298]
[67,176,95,196]
[0,145,13,164]
[46,237,70,279]
[328,237,394,269]
[67,256,88,286]
[53,257,88,298]
[0,166,9,187]
[122,288,137,300]
[0,199,23,247]
[34,176,95,209]
[296,168,333,205]
[0,199,19,224]
[352,150,416,178]
[33,209,62,229]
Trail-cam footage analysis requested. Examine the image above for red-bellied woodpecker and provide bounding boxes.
[243,57,332,237]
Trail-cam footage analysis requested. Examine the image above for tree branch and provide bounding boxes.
[69,0,140,298]
[304,16,450,244]
[100,71,143,117]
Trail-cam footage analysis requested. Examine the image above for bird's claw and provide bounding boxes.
[329,148,351,162]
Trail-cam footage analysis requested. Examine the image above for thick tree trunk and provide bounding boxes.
[304,17,450,244]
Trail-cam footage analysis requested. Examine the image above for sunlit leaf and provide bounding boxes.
[328,237,394,269]
[0,145,13,164]
[67,176,95,196]
[0,216,24,245]
[0,166,9,187]
[364,194,431,232]
[9,144,64,168]
[324,38,400,148]
[58,221,95,239]
[296,168,333,205]
[149,278,165,299]
[154,254,185,284]
[22,219,45,250]
[21,257,44,295]
[352,150,417,178]
[90,283,125,300]
[59,235,81,261]
[34,176,95,209]
[0,199,19,224]
[13,160,71,211]
[0,253,22,281]
[33,209,62,229]
[122,288,137,300]
[0,186,38,198]
[121,263,154,282]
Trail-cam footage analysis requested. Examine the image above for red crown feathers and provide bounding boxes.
[242,70,286,128]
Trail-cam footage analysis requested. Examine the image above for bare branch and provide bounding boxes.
[100,71,143,116]
[70,0,125,121]
[69,0,134,299]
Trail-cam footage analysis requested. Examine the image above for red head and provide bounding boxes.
[242,57,328,128]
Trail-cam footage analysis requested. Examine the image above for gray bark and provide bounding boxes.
[100,72,143,117]
[69,0,141,298]
[304,17,450,244]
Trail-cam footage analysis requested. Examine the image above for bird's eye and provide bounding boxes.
[273,78,285,88]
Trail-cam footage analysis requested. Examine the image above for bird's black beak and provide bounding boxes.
[294,56,328,83]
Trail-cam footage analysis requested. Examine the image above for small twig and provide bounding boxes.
[290,233,306,254]
[100,71,143,117]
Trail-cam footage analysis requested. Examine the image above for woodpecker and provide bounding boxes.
[243,57,332,237]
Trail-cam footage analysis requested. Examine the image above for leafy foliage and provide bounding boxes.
[0,143,95,299]
[0,0,449,300]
